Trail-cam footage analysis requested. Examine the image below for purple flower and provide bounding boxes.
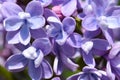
[67,66,109,80]
[5,38,53,80]
[67,33,111,67]
[4,1,45,45]
[106,42,120,80]
[82,0,120,44]
[52,41,79,75]
[46,16,76,45]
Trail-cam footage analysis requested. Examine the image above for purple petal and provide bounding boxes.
[4,16,23,31]
[105,6,120,16]
[67,73,81,80]
[106,61,115,80]
[41,59,53,79]
[39,0,52,7]
[81,50,95,67]
[55,30,68,45]
[19,24,31,45]
[67,33,82,48]
[61,0,77,16]
[27,16,45,29]
[106,16,120,29]
[92,39,111,51]
[32,38,52,55]
[82,15,99,31]
[31,28,47,39]
[61,54,79,71]
[14,43,30,51]
[62,17,76,35]
[52,0,64,6]
[109,42,120,59]
[6,31,19,44]
[53,57,64,75]
[25,1,43,17]
[5,54,28,72]
[44,8,59,19]
[52,77,61,80]
[28,61,43,80]
[1,2,23,18]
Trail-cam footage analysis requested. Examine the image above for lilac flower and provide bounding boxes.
[46,16,76,45]
[52,41,79,75]
[106,42,120,80]
[67,33,111,67]
[5,38,53,80]
[82,0,120,44]
[4,1,45,45]
[67,66,109,80]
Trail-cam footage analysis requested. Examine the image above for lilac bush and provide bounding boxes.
[0,0,120,80]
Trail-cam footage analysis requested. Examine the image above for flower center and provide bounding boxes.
[18,12,31,19]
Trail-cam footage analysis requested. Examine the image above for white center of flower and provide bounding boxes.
[81,41,93,54]
[22,46,37,60]
[18,12,31,19]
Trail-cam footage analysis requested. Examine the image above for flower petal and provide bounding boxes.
[25,1,43,16]
[107,16,120,29]
[5,54,28,72]
[6,31,19,44]
[67,73,81,80]
[82,15,99,31]
[19,24,31,45]
[39,0,52,7]
[4,16,23,31]
[61,0,77,16]
[27,16,45,29]
[63,17,76,35]
[32,38,52,55]
[41,59,53,79]
[53,57,64,75]
[1,2,23,18]
[81,50,95,67]
[31,28,47,39]
[67,33,82,48]
[28,61,43,80]
[92,39,111,51]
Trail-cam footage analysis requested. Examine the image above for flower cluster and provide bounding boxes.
[1,0,120,80]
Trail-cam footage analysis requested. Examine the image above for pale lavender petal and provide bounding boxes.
[25,1,43,16]
[32,38,52,55]
[41,59,53,79]
[19,24,31,45]
[28,61,43,80]
[53,57,64,75]
[5,54,28,72]
[63,17,76,35]
[39,0,52,7]
[67,73,81,80]
[4,16,23,31]
[6,31,19,44]
[27,16,45,29]
[67,33,82,48]
[31,28,47,39]
[82,15,99,31]
[106,16,120,29]
[6,0,16,2]
[61,0,77,16]
[77,12,86,20]
[1,2,23,17]
[92,39,111,51]
[52,77,61,80]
